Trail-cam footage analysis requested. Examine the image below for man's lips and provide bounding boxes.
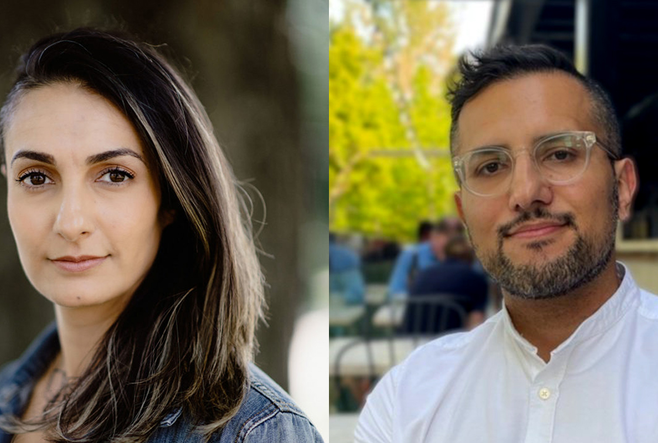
[50,255,108,272]
[506,222,568,239]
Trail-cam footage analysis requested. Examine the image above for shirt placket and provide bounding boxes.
[523,347,572,443]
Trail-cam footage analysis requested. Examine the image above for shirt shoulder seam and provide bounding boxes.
[234,406,316,443]
[234,405,279,443]
[636,289,658,320]
[249,379,306,416]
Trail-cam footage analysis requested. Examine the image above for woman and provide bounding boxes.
[0,28,322,442]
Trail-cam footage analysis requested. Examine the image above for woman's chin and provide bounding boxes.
[37,285,129,310]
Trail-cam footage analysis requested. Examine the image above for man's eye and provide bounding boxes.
[485,162,500,173]
[542,147,578,163]
[476,161,504,176]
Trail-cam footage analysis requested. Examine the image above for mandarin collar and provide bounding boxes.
[501,262,639,357]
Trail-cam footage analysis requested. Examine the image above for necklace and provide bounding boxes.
[44,355,68,405]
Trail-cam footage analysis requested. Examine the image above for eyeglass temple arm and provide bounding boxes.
[596,138,621,161]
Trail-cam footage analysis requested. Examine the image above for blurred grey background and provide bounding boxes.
[0,0,329,401]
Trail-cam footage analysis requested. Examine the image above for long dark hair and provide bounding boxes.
[0,28,264,442]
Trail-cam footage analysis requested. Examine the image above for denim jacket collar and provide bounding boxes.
[0,323,322,442]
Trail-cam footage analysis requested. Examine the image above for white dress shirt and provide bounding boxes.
[355,263,658,443]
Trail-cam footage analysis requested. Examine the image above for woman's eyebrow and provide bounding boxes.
[85,148,144,165]
[11,148,144,167]
[10,150,54,166]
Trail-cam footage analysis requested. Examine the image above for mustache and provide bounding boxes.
[498,207,576,238]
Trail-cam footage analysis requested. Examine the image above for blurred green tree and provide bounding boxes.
[330,0,458,242]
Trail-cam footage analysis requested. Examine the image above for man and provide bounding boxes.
[387,218,463,298]
[355,44,652,442]
[402,234,488,333]
[416,220,434,243]
[329,233,365,304]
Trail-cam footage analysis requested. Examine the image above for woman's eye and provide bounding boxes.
[98,169,135,184]
[17,172,52,187]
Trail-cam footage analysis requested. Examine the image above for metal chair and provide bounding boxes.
[331,294,467,411]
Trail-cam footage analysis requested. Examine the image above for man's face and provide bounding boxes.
[429,231,448,258]
[429,219,463,258]
[454,72,636,299]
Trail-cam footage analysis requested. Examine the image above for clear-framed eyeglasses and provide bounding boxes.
[452,131,620,197]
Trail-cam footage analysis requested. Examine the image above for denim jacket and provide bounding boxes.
[0,324,323,442]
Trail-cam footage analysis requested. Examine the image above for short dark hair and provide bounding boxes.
[434,217,464,235]
[417,221,434,241]
[447,44,621,157]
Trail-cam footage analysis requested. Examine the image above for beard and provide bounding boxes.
[472,182,619,300]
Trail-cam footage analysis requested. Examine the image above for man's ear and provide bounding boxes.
[454,191,465,223]
[1,164,6,177]
[615,158,638,222]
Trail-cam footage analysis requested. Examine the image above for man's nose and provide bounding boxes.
[53,184,94,242]
[507,153,553,211]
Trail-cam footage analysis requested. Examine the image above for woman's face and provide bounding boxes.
[3,83,167,310]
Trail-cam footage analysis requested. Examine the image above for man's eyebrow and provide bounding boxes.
[532,132,566,145]
[85,148,144,165]
[470,132,572,152]
[10,150,55,166]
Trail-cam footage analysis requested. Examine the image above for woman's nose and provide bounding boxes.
[53,185,94,242]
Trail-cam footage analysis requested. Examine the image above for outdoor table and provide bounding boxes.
[372,302,405,328]
[330,336,431,377]
[329,305,366,327]
[330,295,366,338]
[364,283,388,305]
[329,412,361,443]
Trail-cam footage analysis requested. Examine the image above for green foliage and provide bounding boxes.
[330,0,458,242]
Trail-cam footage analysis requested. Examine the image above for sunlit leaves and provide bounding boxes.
[330,0,458,241]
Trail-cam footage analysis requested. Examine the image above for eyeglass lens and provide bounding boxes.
[462,134,589,196]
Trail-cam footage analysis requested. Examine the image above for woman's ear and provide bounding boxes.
[160,209,176,228]
[1,164,6,177]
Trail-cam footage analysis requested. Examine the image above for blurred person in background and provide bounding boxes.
[0,29,321,442]
[362,238,400,263]
[402,234,488,334]
[355,44,655,442]
[416,220,434,243]
[329,233,365,304]
[387,217,463,298]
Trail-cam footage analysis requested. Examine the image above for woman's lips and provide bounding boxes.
[51,256,107,272]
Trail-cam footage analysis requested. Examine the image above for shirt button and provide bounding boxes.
[538,388,551,400]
